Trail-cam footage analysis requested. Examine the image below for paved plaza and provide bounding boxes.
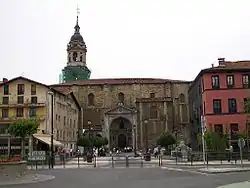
[1,168,250,188]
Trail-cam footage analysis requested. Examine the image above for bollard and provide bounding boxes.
[158,156,161,167]
[77,155,80,168]
[63,155,66,168]
[140,155,143,167]
[125,156,129,168]
[94,156,97,168]
[191,154,193,166]
[48,156,51,169]
[112,156,114,168]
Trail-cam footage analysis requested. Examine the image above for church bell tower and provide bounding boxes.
[60,7,91,83]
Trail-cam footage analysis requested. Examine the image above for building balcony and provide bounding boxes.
[0,102,46,108]
[0,115,46,122]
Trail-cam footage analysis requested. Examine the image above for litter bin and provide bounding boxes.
[144,153,151,161]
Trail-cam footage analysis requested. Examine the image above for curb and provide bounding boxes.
[198,168,250,174]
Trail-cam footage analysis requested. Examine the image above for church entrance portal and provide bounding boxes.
[110,117,132,149]
[118,134,127,149]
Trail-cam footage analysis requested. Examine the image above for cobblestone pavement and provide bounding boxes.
[3,168,250,188]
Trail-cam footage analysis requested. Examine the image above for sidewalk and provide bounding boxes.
[162,160,250,166]
[0,174,55,186]
[217,181,250,188]
[197,167,250,174]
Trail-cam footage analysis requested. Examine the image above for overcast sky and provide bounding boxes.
[1,0,250,84]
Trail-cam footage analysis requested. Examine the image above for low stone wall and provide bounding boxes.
[0,161,27,180]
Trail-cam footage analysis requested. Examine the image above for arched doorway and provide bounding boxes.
[118,134,127,148]
[110,117,132,149]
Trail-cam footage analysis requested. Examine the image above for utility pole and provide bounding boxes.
[201,115,206,168]
[48,91,54,169]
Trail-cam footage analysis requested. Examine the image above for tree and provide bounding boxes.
[8,118,39,159]
[197,132,228,152]
[77,136,91,148]
[157,132,176,149]
[77,136,108,148]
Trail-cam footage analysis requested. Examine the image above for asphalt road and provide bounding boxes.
[3,168,250,188]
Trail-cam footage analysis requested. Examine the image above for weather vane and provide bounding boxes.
[77,5,80,17]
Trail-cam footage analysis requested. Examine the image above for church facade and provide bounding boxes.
[52,15,191,150]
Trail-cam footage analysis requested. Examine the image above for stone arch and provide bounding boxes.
[109,117,133,149]
[88,93,95,106]
[73,52,77,61]
[110,116,133,126]
[179,93,185,103]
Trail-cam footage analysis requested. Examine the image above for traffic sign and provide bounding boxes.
[200,116,206,135]
[238,138,246,148]
[28,151,46,161]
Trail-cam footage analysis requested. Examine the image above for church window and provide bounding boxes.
[80,56,83,62]
[150,93,155,98]
[68,56,71,62]
[179,94,185,103]
[73,52,77,61]
[118,92,124,103]
[88,93,95,106]
[150,104,158,119]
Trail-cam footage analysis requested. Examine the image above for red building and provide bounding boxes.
[189,58,250,148]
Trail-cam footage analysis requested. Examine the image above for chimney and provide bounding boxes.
[211,64,214,68]
[218,58,225,64]
[2,78,8,83]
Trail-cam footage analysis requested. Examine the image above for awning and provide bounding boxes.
[33,134,63,146]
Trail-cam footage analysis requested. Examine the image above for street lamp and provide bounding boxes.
[133,124,137,156]
[87,120,92,153]
[144,120,148,151]
[48,91,54,169]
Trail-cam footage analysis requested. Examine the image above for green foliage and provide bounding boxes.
[197,132,228,151]
[8,118,39,139]
[77,136,90,147]
[237,132,247,139]
[78,136,108,148]
[157,132,176,148]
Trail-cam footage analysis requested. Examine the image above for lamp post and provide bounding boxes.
[48,91,54,169]
[144,120,148,152]
[133,124,137,156]
[87,120,92,153]
[246,118,250,160]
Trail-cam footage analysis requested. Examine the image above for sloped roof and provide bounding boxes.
[52,78,191,86]
[0,76,81,110]
[189,60,250,91]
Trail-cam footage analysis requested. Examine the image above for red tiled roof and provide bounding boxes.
[51,78,190,86]
[212,60,250,70]
[189,60,250,91]
[53,87,72,95]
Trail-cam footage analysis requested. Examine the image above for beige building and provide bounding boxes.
[0,76,81,155]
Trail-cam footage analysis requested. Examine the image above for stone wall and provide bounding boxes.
[52,81,191,146]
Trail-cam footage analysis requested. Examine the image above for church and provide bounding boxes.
[51,15,191,150]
